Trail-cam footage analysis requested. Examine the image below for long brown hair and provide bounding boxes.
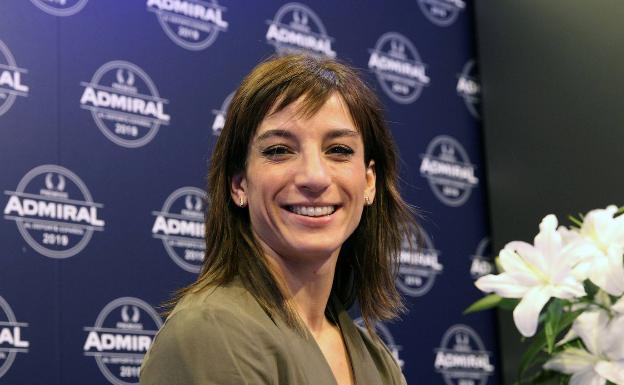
[167,54,420,335]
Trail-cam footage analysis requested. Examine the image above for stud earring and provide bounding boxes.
[239,196,246,207]
[364,196,370,206]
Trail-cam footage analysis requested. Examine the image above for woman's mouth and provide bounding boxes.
[286,205,337,217]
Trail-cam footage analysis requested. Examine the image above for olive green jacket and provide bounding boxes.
[140,280,407,385]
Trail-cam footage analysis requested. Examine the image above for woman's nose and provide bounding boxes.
[294,150,331,193]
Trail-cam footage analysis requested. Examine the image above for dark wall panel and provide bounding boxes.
[475,1,624,383]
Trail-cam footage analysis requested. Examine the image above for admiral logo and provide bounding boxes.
[0,39,29,117]
[456,59,481,119]
[84,297,162,385]
[396,231,443,297]
[470,237,493,280]
[3,164,105,259]
[147,0,228,51]
[418,0,465,27]
[368,32,430,104]
[434,324,494,385]
[152,187,206,273]
[355,318,404,369]
[420,135,479,207]
[211,91,234,136]
[266,2,336,58]
[0,297,29,380]
[30,0,89,17]
[80,60,170,148]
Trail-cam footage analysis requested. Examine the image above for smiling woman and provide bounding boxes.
[140,54,420,385]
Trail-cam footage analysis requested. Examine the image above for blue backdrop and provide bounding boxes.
[0,1,500,384]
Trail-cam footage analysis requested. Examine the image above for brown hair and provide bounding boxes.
[167,54,420,335]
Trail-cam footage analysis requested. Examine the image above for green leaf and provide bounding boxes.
[528,369,559,385]
[518,309,582,378]
[518,329,547,379]
[544,300,563,354]
[513,368,561,385]
[464,294,502,314]
[499,298,521,311]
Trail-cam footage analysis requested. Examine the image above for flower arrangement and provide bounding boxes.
[466,205,624,385]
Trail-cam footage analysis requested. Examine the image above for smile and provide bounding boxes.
[286,205,337,217]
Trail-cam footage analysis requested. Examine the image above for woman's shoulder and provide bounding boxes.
[163,281,278,339]
[140,282,284,385]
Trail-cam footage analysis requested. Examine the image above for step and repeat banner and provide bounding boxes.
[0,1,500,384]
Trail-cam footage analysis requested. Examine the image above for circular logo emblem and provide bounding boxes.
[0,296,29,379]
[80,60,171,148]
[30,0,88,16]
[152,187,206,273]
[368,32,430,104]
[354,318,404,369]
[266,2,336,58]
[146,0,228,51]
[419,135,479,207]
[418,0,465,27]
[434,324,495,385]
[0,39,29,117]
[456,59,481,119]
[396,230,443,297]
[3,164,105,259]
[83,297,162,385]
[470,237,493,280]
[211,91,234,136]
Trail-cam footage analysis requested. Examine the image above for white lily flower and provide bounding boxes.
[556,291,622,347]
[560,205,624,296]
[475,214,588,337]
[544,311,624,385]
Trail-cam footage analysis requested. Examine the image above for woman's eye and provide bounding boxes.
[327,145,354,157]
[261,146,291,158]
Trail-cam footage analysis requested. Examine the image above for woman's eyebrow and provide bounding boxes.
[254,128,359,142]
[325,129,359,140]
[255,129,294,142]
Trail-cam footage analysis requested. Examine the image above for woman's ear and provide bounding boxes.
[230,172,247,207]
[365,160,376,204]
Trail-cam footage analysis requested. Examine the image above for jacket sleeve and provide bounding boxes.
[140,306,278,385]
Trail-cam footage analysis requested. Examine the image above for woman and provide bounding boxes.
[140,54,418,385]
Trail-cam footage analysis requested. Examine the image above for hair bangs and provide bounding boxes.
[268,74,338,123]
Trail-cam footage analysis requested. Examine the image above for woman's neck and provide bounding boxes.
[258,240,340,335]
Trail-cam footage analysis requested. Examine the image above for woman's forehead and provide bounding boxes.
[256,93,357,136]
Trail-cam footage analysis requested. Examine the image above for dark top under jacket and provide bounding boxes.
[140,279,407,385]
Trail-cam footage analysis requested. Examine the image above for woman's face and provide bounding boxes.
[232,93,376,265]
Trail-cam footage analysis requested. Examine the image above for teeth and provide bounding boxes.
[289,205,336,217]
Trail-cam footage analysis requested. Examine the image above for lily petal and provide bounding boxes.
[569,369,606,385]
[594,361,624,385]
[588,252,624,296]
[550,276,586,299]
[573,311,609,355]
[474,273,528,298]
[601,315,624,361]
[544,347,596,374]
[513,286,552,337]
[498,249,542,284]
[505,241,549,276]
[534,214,563,261]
